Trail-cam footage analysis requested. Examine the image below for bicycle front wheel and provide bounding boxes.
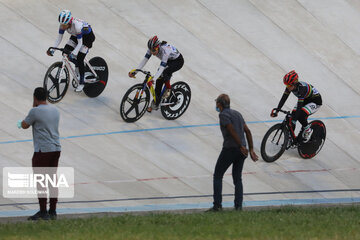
[261,123,289,162]
[120,83,150,123]
[43,62,69,103]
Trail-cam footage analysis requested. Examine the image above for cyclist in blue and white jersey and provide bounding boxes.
[47,10,95,92]
[128,36,184,112]
[271,70,322,143]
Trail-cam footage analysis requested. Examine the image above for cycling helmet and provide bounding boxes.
[283,70,298,85]
[58,10,72,25]
[147,36,160,51]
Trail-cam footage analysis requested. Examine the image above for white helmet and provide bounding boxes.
[58,10,72,24]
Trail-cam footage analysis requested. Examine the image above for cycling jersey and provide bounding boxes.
[53,18,92,55]
[277,81,322,121]
[137,43,181,81]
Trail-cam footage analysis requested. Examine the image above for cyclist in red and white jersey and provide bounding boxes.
[128,36,184,112]
[47,10,95,92]
[271,70,322,143]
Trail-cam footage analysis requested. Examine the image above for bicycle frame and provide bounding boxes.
[49,47,98,84]
[275,109,298,149]
[135,69,176,107]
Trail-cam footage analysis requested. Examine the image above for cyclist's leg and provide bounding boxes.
[155,77,166,104]
[64,37,77,64]
[300,102,321,128]
[300,102,321,141]
[77,31,95,85]
[291,104,297,132]
[162,54,184,88]
[76,51,87,85]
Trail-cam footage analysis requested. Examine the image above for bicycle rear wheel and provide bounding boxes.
[120,83,150,123]
[43,62,69,103]
[160,81,191,120]
[298,120,326,159]
[83,57,109,98]
[261,123,289,162]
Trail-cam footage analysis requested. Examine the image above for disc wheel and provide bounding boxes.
[83,57,109,98]
[298,120,326,159]
[160,81,191,120]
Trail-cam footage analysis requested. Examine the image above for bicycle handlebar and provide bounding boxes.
[134,69,151,76]
[273,108,291,115]
[48,47,71,55]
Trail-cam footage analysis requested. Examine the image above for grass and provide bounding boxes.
[1,205,360,240]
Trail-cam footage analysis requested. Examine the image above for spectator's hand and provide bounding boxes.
[240,146,248,157]
[128,69,137,78]
[68,53,76,61]
[250,150,259,162]
[47,49,54,56]
[270,108,278,117]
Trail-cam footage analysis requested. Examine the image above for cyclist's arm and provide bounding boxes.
[137,50,151,70]
[72,22,87,55]
[276,89,290,110]
[53,28,65,48]
[72,35,83,55]
[153,54,169,81]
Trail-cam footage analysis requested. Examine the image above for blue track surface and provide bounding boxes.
[1,115,359,145]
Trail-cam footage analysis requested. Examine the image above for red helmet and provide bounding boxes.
[147,36,160,51]
[283,70,298,85]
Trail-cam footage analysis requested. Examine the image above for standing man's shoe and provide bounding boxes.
[28,211,50,221]
[206,205,223,212]
[48,210,57,220]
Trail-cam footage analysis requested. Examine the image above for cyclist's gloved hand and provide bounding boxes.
[270,108,279,117]
[17,120,22,129]
[128,69,138,78]
[68,53,77,62]
[47,48,55,56]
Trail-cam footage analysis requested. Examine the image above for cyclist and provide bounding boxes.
[128,36,184,112]
[270,70,322,143]
[47,10,95,92]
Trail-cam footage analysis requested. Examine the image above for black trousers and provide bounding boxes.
[32,151,61,212]
[213,147,246,208]
[155,54,184,103]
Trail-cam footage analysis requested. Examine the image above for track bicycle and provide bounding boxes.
[43,47,109,103]
[120,69,191,122]
[260,109,326,162]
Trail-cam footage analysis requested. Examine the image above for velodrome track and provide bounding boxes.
[0,0,359,218]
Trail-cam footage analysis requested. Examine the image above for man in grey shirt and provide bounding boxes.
[209,94,258,211]
[19,87,61,220]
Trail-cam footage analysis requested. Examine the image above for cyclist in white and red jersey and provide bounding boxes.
[128,36,184,112]
[271,70,322,143]
[47,10,95,92]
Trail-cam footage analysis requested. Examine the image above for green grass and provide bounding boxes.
[1,205,360,240]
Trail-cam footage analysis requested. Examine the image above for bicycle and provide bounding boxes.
[43,47,109,103]
[260,109,326,162]
[120,69,191,122]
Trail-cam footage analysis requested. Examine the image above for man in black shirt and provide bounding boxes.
[209,94,258,211]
